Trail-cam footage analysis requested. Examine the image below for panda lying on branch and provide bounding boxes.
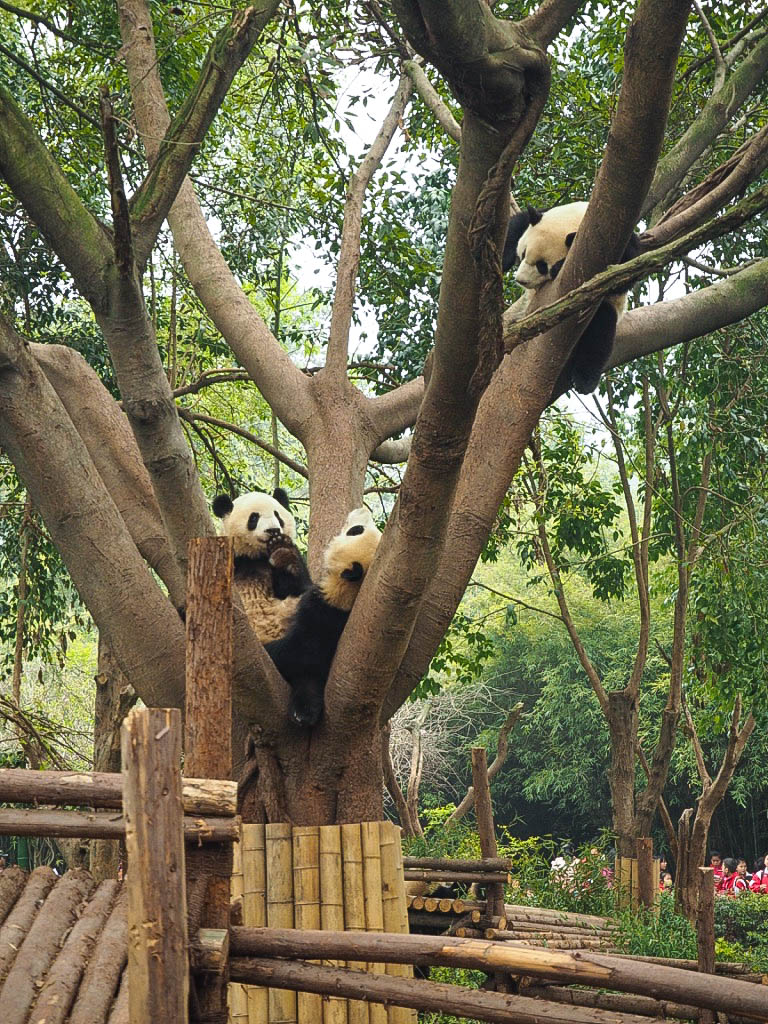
[266,507,381,728]
[502,201,640,393]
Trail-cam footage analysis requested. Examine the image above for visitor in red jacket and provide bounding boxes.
[709,851,724,889]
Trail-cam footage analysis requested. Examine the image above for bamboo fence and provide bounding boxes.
[229,820,416,1024]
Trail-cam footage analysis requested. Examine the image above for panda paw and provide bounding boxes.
[289,689,324,728]
[267,534,302,573]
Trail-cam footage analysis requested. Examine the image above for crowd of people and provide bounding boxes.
[707,851,768,895]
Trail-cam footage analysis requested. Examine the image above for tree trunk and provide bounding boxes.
[90,635,136,881]
[606,691,638,857]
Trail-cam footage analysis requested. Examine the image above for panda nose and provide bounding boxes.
[265,527,282,537]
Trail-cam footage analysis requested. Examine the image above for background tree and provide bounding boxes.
[0,0,767,825]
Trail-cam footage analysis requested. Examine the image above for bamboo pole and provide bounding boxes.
[230,834,248,1024]
[266,823,297,1024]
[229,927,768,1017]
[0,767,237,815]
[242,824,268,1023]
[319,825,348,1024]
[403,857,511,872]
[341,823,370,1024]
[293,826,322,1022]
[122,708,188,1024]
[379,822,417,1024]
[361,822,387,1024]
[403,869,507,884]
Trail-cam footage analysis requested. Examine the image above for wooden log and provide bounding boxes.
[229,956,674,1024]
[190,928,229,974]
[500,920,615,937]
[471,748,505,926]
[0,865,57,986]
[636,837,656,911]
[403,869,508,884]
[613,954,754,973]
[242,823,268,1022]
[266,822,297,1024]
[521,982,701,1020]
[319,825,349,1024]
[229,927,768,1017]
[697,866,716,1024]
[504,904,616,929]
[0,806,239,841]
[185,537,233,1024]
[2,869,95,1024]
[0,865,27,927]
[403,857,512,872]
[69,886,128,1024]
[341,823,370,1024]
[28,879,120,1024]
[0,767,237,816]
[122,707,188,1024]
[106,969,129,1024]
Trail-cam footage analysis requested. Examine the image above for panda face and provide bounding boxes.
[213,489,297,558]
[514,201,589,291]
[321,506,382,611]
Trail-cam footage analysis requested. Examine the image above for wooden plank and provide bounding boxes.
[0,767,237,815]
[242,824,268,1023]
[185,536,234,1024]
[266,822,297,1023]
[122,707,188,1024]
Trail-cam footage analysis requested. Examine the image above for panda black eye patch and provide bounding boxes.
[247,512,260,530]
[536,259,548,276]
[346,524,365,536]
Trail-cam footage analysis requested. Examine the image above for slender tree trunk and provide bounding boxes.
[606,692,638,857]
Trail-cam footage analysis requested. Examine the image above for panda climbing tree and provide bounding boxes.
[2,0,768,830]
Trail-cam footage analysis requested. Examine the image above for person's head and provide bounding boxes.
[662,872,674,889]
[722,857,737,875]
[659,855,668,872]
[764,852,768,869]
[737,859,748,876]
[709,851,722,869]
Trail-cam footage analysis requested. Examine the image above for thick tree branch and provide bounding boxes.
[32,344,185,606]
[118,0,314,441]
[402,59,461,142]
[644,28,768,217]
[100,89,134,278]
[0,315,185,709]
[325,72,413,377]
[368,376,425,448]
[0,82,113,311]
[130,3,281,266]
[519,0,585,47]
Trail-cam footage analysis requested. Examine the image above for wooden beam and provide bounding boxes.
[184,536,233,1024]
[697,867,716,1024]
[122,707,188,1024]
[0,807,240,842]
[0,768,237,816]
[403,857,512,872]
[229,928,768,1017]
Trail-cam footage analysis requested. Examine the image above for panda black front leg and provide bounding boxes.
[568,301,619,394]
[288,676,326,728]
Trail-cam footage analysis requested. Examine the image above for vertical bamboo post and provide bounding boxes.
[293,826,322,1023]
[697,866,716,1024]
[185,537,233,1023]
[266,823,297,1023]
[122,708,188,1024]
[341,824,370,1024]
[636,837,655,911]
[230,833,248,1023]
[379,822,417,1024]
[361,822,388,1024]
[319,826,349,1024]
[242,824,268,1023]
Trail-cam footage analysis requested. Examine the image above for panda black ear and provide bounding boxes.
[502,210,533,272]
[527,204,543,226]
[565,231,576,248]
[212,494,234,519]
[273,487,291,511]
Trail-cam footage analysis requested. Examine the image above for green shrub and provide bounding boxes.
[713,893,768,970]
[612,892,697,959]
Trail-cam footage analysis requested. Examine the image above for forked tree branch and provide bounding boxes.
[325,72,413,376]
[519,0,585,46]
[402,59,461,142]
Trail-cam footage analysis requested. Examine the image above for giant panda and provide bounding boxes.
[212,488,311,643]
[502,201,640,393]
[265,506,382,727]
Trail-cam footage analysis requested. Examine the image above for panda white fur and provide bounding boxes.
[266,506,382,727]
[502,201,640,393]
[212,488,311,643]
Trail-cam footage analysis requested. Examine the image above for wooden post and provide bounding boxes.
[697,866,716,1024]
[122,708,188,1024]
[293,826,323,1022]
[242,824,268,1022]
[471,747,508,994]
[319,825,349,1024]
[266,823,297,1023]
[636,837,655,911]
[341,824,370,1024]
[185,536,233,1024]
